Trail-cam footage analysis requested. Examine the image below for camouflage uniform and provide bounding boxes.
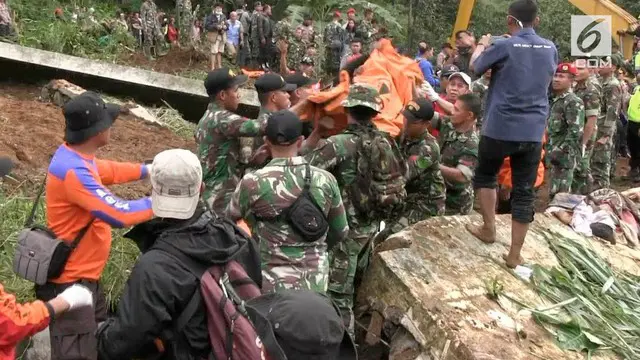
[286,37,304,71]
[432,115,479,215]
[592,75,622,190]
[226,157,348,294]
[239,108,272,168]
[324,20,345,77]
[358,19,374,52]
[546,91,585,197]
[471,76,489,130]
[572,79,601,195]
[304,84,386,331]
[195,103,267,215]
[274,18,292,41]
[175,0,192,45]
[388,131,445,234]
[140,0,164,55]
[249,11,263,64]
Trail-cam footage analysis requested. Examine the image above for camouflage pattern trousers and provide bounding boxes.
[143,25,164,49]
[592,139,614,190]
[572,140,594,195]
[549,161,576,198]
[327,231,374,333]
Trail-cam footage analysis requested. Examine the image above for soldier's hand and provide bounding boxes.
[596,136,610,145]
[249,144,271,167]
[261,38,266,45]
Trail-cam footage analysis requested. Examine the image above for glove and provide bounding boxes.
[58,284,93,310]
[420,82,440,102]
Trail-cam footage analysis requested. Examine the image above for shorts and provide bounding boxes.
[207,31,226,54]
[473,135,542,224]
[35,280,107,360]
[226,42,238,57]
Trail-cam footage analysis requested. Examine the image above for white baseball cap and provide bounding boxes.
[150,149,202,220]
[448,72,472,87]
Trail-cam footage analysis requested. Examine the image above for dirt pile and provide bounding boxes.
[117,48,209,76]
[0,83,194,198]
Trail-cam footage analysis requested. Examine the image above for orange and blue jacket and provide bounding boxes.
[46,144,154,283]
[0,284,51,360]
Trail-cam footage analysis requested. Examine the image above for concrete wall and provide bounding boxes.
[0,42,259,122]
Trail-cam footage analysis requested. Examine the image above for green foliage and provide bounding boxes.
[527,231,640,358]
[0,183,139,310]
[10,0,136,62]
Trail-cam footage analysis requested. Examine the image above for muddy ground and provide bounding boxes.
[116,47,210,77]
[0,82,195,199]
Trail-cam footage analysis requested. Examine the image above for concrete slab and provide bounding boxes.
[0,42,259,122]
[357,213,640,360]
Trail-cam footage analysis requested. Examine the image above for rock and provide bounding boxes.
[40,80,161,125]
[356,214,639,360]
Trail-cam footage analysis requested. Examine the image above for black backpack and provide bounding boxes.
[258,164,329,242]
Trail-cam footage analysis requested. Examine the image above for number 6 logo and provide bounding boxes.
[577,19,604,53]
[571,15,612,57]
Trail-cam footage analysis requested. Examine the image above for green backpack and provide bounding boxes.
[348,127,408,217]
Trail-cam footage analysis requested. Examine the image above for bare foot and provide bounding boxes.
[466,223,496,244]
[502,253,524,269]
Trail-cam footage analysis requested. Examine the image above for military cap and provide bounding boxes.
[204,67,248,97]
[284,72,316,89]
[254,1,262,7]
[347,8,356,14]
[265,110,303,145]
[255,73,297,93]
[403,98,435,122]
[441,64,459,78]
[342,83,382,112]
[556,62,577,76]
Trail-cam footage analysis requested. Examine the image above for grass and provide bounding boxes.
[496,230,640,359]
[9,0,137,63]
[0,182,141,309]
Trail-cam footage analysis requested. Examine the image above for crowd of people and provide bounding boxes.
[105,0,381,76]
[2,0,640,359]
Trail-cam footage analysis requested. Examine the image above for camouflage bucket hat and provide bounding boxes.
[342,83,382,112]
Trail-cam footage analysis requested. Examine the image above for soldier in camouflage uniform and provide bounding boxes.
[140,0,165,59]
[324,11,346,78]
[241,74,308,169]
[431,93,480,215]
[304,84,389,331]
[359,8,375,53]
[226,110,348,294]
[592,58,622,190]
[283,27,305,72]
[249,2,263,68]
[470,69,491,130]
[385,99,445,237]
[195,68,267,215]
[572,59,601,195]
[257,4,275,69]
[546,63,585,197]
[175,0,192,45]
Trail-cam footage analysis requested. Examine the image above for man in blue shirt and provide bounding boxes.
[466,0,558,269]
[416,43,439,88]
